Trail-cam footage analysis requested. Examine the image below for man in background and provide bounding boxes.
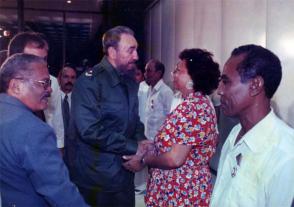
[71,25,148,207]
[0,53,87,206]
[57,65,77,171]
[133,63,149,124]
[144,59,173,140]
[210,44,294,206]
[7,31,63,150]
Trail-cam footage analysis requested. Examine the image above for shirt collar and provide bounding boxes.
[234,109,276,153]
[152,79,164,92]
[61,91,71,99]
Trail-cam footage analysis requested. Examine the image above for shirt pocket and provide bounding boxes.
[99,100,127,123]
[231,165,261,205]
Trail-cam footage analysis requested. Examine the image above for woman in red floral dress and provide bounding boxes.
[143,48,220,206]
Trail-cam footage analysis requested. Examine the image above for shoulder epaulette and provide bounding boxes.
[85,69,93,77]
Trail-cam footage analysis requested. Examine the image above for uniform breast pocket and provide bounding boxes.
[101,101,123,112]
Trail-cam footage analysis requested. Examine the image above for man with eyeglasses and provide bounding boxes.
[7,31,65,152]
[0,53,88,206]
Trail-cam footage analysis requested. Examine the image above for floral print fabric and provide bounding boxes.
[145,92,218,207]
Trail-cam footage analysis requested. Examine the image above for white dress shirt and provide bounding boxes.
[61,92,72,109]
[210,110,294,207]
[138,81,149,123]
[44,75,64,148]
[144,79,173,140]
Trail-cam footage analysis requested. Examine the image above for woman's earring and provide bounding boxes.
[186,81,193,90]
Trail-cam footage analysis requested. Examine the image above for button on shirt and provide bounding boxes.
[210,110,294,207]
[144,79,173,140]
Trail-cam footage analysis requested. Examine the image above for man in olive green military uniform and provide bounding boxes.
[71,26,147,207]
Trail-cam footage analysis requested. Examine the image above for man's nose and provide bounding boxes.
[217,83,224,95]
[47,85,53,94]
[133,51,139,61]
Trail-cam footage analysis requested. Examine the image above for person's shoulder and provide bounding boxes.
[160,80,173,94]
[139,81,149,91]
[50,75,58,82]
[25,113,53,131]
[11,110,54,142]
[274,118,294,149]
[265,113,294,157]
[80,63,109,81]
[271,113,294,138]
[163,82,173,92]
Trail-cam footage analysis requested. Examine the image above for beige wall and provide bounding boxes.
[144,0,294,127]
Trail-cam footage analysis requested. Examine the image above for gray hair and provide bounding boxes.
[102,26,134,55]
[0,53,46,92]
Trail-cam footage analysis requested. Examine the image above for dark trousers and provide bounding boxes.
[78,186,135,207]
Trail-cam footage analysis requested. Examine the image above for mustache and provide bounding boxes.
[41,92,51,99]
[65,82,73,87]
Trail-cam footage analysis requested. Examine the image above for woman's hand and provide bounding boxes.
[136,140,155,157]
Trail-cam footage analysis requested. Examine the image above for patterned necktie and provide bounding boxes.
[62,94,70,136]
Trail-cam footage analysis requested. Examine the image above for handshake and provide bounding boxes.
[122,140,155,172]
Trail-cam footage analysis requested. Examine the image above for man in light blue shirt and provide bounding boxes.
[211,44,294,207]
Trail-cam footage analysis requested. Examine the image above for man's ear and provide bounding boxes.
[108,47,117,59]
[249,76,264,96]
[7,79,22,95]
[157,70,164,80]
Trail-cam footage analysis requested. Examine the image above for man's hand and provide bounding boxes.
[122,140,155,172]
[122,154,144,172]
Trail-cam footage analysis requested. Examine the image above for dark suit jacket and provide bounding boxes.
[0,93,88,207]
[71,56,145,192]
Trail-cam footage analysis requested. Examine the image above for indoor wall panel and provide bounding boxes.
[144,0,294,126]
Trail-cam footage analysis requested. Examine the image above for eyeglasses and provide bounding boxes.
[14,77,52,90]
[33,79,52,90]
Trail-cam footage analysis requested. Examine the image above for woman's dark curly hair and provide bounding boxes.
[179,48,220,95]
